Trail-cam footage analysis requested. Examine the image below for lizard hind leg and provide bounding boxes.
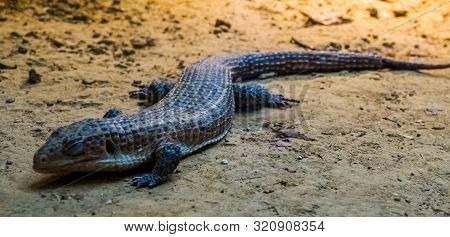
[129,80,175,106]
[233,84,299,112]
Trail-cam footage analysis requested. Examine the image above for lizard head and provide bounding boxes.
[33,119,109,173]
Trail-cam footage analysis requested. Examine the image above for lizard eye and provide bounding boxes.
[63,140,85,156]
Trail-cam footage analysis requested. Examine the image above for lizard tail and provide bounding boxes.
[228,51,449,81]
[382,58,450,70]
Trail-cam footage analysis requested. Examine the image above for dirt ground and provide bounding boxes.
[0,0,449,217]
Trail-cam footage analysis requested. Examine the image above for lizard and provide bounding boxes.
[33,51,450,188]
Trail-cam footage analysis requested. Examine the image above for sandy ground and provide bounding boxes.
[0,0,449,216]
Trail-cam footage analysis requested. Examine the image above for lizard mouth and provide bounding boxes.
[33,159,95,173]
[32,153,102,173]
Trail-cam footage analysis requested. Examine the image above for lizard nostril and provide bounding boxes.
[36,153,47,162]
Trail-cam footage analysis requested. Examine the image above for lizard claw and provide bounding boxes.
[267,95,300,109]
[131,174,163,188]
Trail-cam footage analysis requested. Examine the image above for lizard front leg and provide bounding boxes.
[131,142,187,188]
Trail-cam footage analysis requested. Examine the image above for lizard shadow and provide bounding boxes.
[29,165,155,191]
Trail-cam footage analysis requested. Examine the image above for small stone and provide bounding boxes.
[325,42,342,51]
[431,125,445,130]
[5,98,15,103]
[48,38,64,48]
[215,19,231,29]
[17,46,27,54]
[393,10,407,17]
[122,48,135,56]
[114,63,128,69]
[92,32,101,38]
[176,60,185,70]
[5,160,13,165]
[368,8,378,18]
[25,31,39,38]
[220,159,229,165]
[394,197,401,202]
[130,37,155,49]
[132,80,142,86]
[82,79,96,85]
[130,38,147,49]
[69,193,84,201]
[106,199,113,205]
[9,31,21,38]
[98,39,116,46]
[275,139,291,147]
[89,45,106,55]
[70,14,89,23]
[28,69,42,84]
[0,63,16,70]
[382,42,395,48]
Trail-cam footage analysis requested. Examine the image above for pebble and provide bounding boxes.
[215,19,231,29]
[220,159,229,165]
[130,37,155,49]
[276,128,315,141]
[382,42,395,48]
[130,38,147,49]
[275,139,291,147]
[25,31,39,38]
[28,69,42,84]
[5,160,13,165]
[368,8,378,18]
[122,48,135,56]
[431,125,445,130]
[393,10,407,17]
[5,98,15,103]
[48,38,64,48]
[9,31,21,38]
[89,45,106,55]
[82,79,96,85]
[17,46,27,54]
[92,32,101,38]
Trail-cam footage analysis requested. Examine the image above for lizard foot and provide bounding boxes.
[267,95,300,109]
[129,81,174,106]
[131,173,164,188]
